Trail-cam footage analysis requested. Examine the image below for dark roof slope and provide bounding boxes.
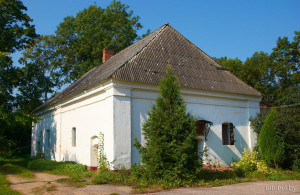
[34,23,261,113]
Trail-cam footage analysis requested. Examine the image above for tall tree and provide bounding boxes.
[0,0,37,53]
[269,31,300,105]
[135,66,199,180]
[0,0,37,155]
[18,35,64,112]
[55,0,142,82]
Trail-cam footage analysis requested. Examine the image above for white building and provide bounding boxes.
[31,24,261,170]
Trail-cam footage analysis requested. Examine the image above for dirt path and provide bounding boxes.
[153,180,300,195]
[6,172,132,195]
[6,172,300,195]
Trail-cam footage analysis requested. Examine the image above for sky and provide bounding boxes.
[14,0,300,63]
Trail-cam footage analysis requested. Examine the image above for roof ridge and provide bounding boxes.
[111,24,169,78]
[167,26,262,96]
[97,23,169,65]
[33,23,262,113]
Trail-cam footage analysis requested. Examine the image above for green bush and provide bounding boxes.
[275,107,300,169]
[196,169,237,181]
[259,108,285,168]
[231,148,269,175]
[252,106,299,170]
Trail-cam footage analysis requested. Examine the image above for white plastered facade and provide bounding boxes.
[31,79,261,168]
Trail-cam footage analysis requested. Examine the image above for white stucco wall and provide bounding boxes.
[32,80,115,167]
[32,79,261,168]
[112,80,261,166]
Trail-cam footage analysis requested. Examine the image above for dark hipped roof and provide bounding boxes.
[34,23,261,113]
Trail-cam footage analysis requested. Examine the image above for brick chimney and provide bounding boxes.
[102,49,114,62]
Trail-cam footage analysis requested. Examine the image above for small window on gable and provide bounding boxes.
[72,127,76,147]
[46,129,50,147]
[222,122,234,145]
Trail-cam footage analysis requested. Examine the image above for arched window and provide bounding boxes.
[222,122,234,145]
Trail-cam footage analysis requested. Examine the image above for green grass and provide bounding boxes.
[28,158,87,174]
[45,185,57,191]
[28,158,93,187]
[0,171,20,195]
[2,156,300,193]
[1,163,34,178]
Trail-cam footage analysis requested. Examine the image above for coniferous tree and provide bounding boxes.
[135,65,199,180]
[258,108,285,168]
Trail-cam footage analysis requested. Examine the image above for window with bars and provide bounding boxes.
[222,122,235,145]
[72,127,76,147]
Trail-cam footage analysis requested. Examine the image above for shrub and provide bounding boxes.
[134,65,199,180]
[259,108,285,168]
[231,148,269,175]
[251,106,300,170]
[197,169,237,181]
[275,107,300,169]
[202,162,234,172]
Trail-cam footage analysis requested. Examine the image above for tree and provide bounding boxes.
[0,0,37,155]
[258,108,285,168]
[0,0,37,53]
[269,31,300,105]
[18,35,65,112]
[135,65,199,180]
[55,0,142,82]
[275,106,300,170]
[213,56,243,78]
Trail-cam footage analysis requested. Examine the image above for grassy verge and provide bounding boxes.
[27,158,300,193]
[1,163,34,178]
[28,158,93,187]
[2,157,300,193]
[0,156,35,178]
[0,171,20,195]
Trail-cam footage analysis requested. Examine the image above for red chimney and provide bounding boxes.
[102,49,114,62]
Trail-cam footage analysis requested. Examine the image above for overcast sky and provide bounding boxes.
[16,0,300,62]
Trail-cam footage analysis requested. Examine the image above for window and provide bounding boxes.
[222,122,234,145]
[46,129,50,147]
[37,141,41,151]
[196,120,205,136]
[196,120,213,140]
[72,127,76,147]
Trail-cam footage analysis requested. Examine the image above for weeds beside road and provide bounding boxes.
[0,156,299,194]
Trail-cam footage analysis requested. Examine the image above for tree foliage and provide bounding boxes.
[214,30,299,106]
[18,35,64,111]
[0,0,37,156]
[0,0,37,53]
[258,108,285,168]
[55,0,142,82]
[135,66,199,180]
[275,107,300,170]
